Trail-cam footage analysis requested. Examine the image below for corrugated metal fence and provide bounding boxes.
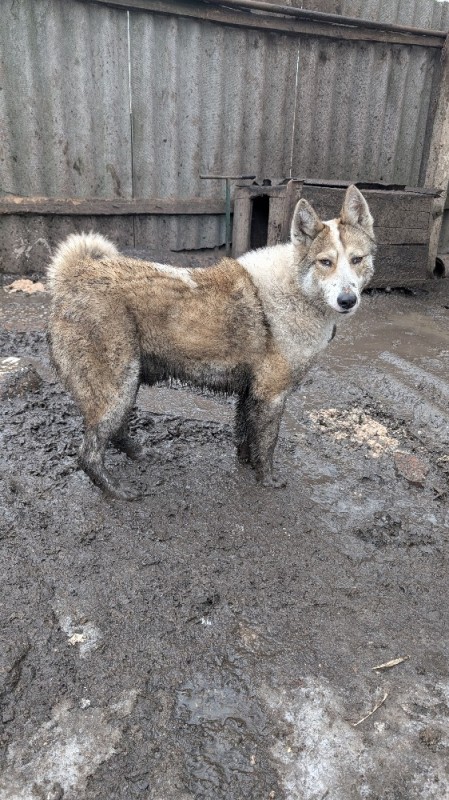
[0,0,447,271]
[300,0,449,31]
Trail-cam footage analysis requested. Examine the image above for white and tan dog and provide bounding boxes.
[47,185,375,499]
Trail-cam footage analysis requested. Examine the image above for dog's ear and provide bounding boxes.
[291,199,324,245]
[340,185,374,237]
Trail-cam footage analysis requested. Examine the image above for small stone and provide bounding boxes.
[2,706,15,723]
[0,357,42,400]
[394,451,429,487]
[68,633,86,646]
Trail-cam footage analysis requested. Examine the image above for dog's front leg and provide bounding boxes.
[245,391,288,487]
[235,387,252,464]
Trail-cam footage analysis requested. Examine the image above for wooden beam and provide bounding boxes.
[0,196,227,216]
[232,190,252,257]
[88,0,445,48]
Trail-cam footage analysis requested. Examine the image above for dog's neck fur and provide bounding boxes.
[238,242,299,292]
[238,242,336,374]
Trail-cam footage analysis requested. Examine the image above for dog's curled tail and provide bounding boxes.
[47,231,119,291]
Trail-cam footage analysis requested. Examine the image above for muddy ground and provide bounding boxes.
[1,269,449,800]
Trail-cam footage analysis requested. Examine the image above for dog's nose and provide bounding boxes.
[337,291,357,311]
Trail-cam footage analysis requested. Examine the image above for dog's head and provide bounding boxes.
[291,185,375,315]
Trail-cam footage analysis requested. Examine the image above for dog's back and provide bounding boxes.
[48,234,268,379]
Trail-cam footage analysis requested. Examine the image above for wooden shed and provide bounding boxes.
[232,180,441,287]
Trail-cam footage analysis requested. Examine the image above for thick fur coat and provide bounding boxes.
[47,185,375,499]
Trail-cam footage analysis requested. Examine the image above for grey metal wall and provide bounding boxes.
[0,0,446,269]
[0,0,132,198]
[0,0,135,271]
[129,12,300,249]
[287,0,449,30]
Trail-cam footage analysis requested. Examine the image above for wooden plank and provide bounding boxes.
[88,0,445,47]
[267,196,286,246]
[424,34,449,272]
[0,196,227,216]
[371,245,429,287]
[232,191,252,257]
[301,179,439,196]
[375,228,429,246]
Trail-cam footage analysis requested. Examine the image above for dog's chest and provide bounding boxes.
[270,313,336,373]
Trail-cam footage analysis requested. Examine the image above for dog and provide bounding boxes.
[47,185,375,500]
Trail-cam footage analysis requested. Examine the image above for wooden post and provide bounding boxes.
[232,188,252,257]
[425,34,449,274]
[281,180,304,240]
[267,196,286,245]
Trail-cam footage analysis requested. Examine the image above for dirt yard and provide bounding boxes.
[1,270,449,800]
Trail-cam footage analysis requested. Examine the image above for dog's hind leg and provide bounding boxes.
[111,417,144,461]
[79,358,142,500]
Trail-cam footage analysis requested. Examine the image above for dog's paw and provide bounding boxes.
[259,474,287,489]
[106,481,142,501]
[236,442,251,465]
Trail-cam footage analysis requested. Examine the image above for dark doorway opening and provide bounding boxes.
[250,195,270,250]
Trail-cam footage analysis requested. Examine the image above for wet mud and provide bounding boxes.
[1,279,449,799]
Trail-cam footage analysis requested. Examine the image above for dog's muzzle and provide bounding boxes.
[337,291,358,312]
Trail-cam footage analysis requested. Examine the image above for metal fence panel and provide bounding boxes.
[0,0,446,267]
[129,12,300,249]
[298,0,449,30]
[291,36,439,184]
[0,0,131,199]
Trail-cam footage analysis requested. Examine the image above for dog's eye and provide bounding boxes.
[319,259,332,268]
[351,256,363,265]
